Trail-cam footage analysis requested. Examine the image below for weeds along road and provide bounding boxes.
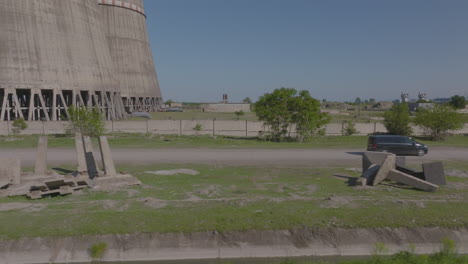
[0,147,467,167]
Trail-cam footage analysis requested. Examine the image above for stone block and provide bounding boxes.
[423,162,446,185]
[362,152,392,172]
[372,154,396,186]
[0,157,21,187]
[44,180,65,190]
[98,136,117,176]
[34,136,48,175]
[387,169,439,192]
[75,133,87,173]
[395,156,406,168]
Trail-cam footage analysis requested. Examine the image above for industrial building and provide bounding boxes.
[0,0,162,121]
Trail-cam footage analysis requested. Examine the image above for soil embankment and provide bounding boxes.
[1,227,467,263]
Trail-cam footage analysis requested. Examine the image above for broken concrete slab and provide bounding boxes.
[98,136,116,176]
[372,154,396,186]
[0,157,21,188]
[387,169,439,192]
[34,136,48,175]
[75,133,87,173]
[360,164,380,185]
[423,162,446,186]
[362,152,405,172]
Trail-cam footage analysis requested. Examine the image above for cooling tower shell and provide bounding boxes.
[0,0,162,121]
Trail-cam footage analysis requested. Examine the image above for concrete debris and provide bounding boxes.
[1,135,140,199]
[423,162,446,185]
[0,157,21,188]
[358,152,445,192]
[387,170,439,192]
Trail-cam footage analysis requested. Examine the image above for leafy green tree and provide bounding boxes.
[65,106,106,137]
[354,97,362,105]
[254,88,330,142]
[449,95,466,109]
[413,105,464,140]
[242,97,252,104]
[383,103,412,136]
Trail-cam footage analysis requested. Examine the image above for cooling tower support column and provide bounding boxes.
[0,88,126,121]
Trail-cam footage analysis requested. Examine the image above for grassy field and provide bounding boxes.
[0,161,466,239]
[1,134,468,149]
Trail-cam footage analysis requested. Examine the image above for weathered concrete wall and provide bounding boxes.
[0,228,467,263]
[99,0,161,99]
[0,0,117,91]
[2,121,468,137]
[200,103,251,113]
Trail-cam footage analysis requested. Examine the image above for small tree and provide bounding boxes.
[242,97,252,104]
[254,88,330,142]
[383,103,412,136]
[65,106,106,137]
[234,110,245,120]
[12,118,28,135]
[449,95,466,109]
[165,99,174,107]
[343,120,358,136]
[413,105,464,140]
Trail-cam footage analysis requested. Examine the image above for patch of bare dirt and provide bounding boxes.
[0,202,46,212]
[139,197,168,209]
[446,169,468,178]
[145,169,200,176]
[195,185,221,198]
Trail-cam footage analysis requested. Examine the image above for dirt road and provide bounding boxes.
[0,147,466,166]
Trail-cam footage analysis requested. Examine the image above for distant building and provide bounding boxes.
[401,93,409,103]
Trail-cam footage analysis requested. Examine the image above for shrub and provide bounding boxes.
[343,120,358,136]
[12,118,28,135]
[89,242,107,259]
[65,106,106,137]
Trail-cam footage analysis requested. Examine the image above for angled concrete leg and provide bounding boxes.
[74,133,87,173]
[83,136,99,179]
[387,169,439,192]
[34,136,48,175]
[99,136,117,176]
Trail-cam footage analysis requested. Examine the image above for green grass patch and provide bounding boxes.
[0,163,467,239]
[2,133,468,149]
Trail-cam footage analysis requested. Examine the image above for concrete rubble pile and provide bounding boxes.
[357,152,446,192]
[0,134,141,199]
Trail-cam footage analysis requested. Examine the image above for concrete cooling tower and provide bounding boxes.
[0,0,162,121]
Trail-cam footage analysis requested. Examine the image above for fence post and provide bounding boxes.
[42,121,46,135]
[146,119,149,133]
[7,121,10,136]
[179,120,182,136]
[341,121,345,136]
[111,120,115,133]
[245,120,248,137]
[374,122,377,133]
[213,118,215,136]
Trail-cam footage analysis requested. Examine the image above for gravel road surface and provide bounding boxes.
[0,147,466,167]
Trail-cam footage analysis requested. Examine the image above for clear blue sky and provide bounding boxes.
[145,0,468,103]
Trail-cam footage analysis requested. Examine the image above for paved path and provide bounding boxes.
[0,147,466,167]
